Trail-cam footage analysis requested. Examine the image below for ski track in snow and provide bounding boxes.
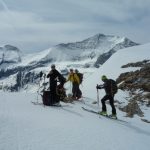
[0,92,150,150]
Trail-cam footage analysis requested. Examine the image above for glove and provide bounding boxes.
[96,85,101,89]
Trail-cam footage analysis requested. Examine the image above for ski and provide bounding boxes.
[31,101,69,107]
[82,107,127,123]
[81,107,100,115]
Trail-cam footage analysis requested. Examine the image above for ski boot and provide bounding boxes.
[99,111,108,116]
[109,114,117,119]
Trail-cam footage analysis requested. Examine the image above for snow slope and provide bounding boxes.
[0,43,150,150]
[83,43,150,100]
[0,92,150,150]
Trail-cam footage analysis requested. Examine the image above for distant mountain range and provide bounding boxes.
[0,33,139,91]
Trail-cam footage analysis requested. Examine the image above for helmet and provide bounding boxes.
[101,75,107,81]
[70,68,73,72]
[51,64,55,69]
[75,69,79,73]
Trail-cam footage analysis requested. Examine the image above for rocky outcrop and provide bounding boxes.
[121,59,149,68]
[119,100,144,117]
[94,49,115,67]
[117,60,150,118]
[117,60,150,92]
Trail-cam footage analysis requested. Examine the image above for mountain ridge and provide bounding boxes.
[0,33,139,91]
[0,45,22,65]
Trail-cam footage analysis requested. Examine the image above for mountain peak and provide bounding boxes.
[0,45,22,65]
[93,33,106,38]
[4,45,21,52]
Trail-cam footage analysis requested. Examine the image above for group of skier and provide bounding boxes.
[45,64,118,119]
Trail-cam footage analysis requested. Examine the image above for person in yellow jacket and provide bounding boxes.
[66,69,81,100]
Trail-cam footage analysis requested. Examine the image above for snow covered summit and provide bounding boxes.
[0,45,22,65]
[39,33,138,64]
[0,33,139,91]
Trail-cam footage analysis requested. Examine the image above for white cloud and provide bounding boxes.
[0,0,150,52]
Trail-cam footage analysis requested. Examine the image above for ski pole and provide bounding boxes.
[97,84,99,106]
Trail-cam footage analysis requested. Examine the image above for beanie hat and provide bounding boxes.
[75,69,79,73]
[101,75,107,81]
[51,64,55,68]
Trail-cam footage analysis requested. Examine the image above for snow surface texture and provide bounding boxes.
[0,43,150,150]
[0,92,150,150]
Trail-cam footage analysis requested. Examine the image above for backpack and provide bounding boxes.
[42,90,60,106]
[109,79,118,94]
[56,85,67,101]
[58,75,66,85]
[77,73,83,84]
[42,90,54,106]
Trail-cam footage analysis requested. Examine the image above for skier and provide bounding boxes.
[96,75,118,119]
[39,71,43,80]
[66,69,80,100]
[75,69,82,99]
[47,64,64,105]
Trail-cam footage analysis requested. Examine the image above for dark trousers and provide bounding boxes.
[72,82,82,98]
[101,94,116,115]
[50,82,59,103]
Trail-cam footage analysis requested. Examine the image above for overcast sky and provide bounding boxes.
[0,0,150,53]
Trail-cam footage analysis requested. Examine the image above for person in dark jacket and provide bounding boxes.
[96,75,117,118]
[47,64,64,105]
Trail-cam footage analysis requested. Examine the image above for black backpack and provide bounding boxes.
[42,90,56,106]
[58,75,66,85]
[77,73,83,84]
[110,79,118,94]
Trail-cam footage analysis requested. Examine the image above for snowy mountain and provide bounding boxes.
[0,42,150,150]
[83,42,150,121]
[0,33,138,91]
[12,34,138,69]
[38,34,138,66]
[83,43,150,98]
[0,45,22,66]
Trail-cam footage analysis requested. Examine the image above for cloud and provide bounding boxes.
[0,0,150,52]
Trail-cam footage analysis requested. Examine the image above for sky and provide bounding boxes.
[0,0,150,53]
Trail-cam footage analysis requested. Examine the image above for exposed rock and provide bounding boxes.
[119,100,144,117]
[147,99,150,107]
[117,60,150,118]
[141,119,150,123]
[94,49,115,67]
[121,60,149,68]
[117,61,150,93]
